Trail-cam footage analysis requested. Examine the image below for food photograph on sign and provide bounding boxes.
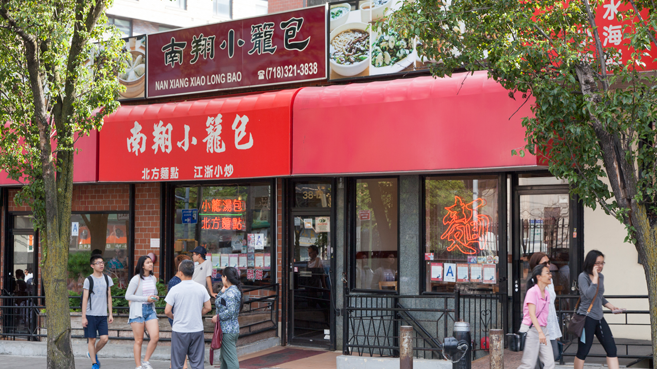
[119,35,146,100]
[329,0,427,80]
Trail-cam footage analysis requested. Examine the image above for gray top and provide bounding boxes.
[165,280,210,333]
[83,274,113,316]
[577,272,609,320]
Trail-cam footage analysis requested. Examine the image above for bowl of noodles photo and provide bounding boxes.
[330,22,370,77]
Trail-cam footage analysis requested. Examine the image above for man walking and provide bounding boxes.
[191,246,216,297]
[82,254,114,369]
[165,260,212,369]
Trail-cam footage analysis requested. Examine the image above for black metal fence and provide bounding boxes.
[555,294,652,367]
[0,284,279,342]
[343,289,503,360]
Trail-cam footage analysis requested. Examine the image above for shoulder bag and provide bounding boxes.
[567,282,599,338]
[209,317,223,365]
[508,290,549,352]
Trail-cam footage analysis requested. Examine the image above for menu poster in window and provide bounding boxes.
[220,254,229,268]
[264,253,271,269]
[248,246,255,254]
[255,253,264,268]
[430,263,443,281]
[238,254,247,269]
[247,234,255,247]
[231,235,244,251]
[247,253,255,267]
[457,264,469,282]
[444,263,456,282]
[470,264,483,283]
[315,217,330,232]
[254,234,265,250]
[255,269,264,280]
[212,268,217,279]
[424,253,434,261]
[467,256,477,264]
[483,265,496,284]
[211,254,221,269]
[229,254,239,268]
[247,269,255,281]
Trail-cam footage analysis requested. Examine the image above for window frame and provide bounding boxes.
[420,173,507,295]
[107,16,133,37]
[348,176,400,294]
[213,0,233,19]
[166,178,277,289]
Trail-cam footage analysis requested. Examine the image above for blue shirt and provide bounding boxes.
[167,275,182,326]
[215,285,241,334]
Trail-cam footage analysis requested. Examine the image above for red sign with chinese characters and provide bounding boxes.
[146,6,326,98]
[98,89,295,182]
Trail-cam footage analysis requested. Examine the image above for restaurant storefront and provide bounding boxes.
[0,2,649,360]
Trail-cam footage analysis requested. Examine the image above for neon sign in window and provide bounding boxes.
[440,196,491,255]
[201,198,245,213]
[201,216,245,230]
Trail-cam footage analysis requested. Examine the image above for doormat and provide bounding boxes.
[239,348,325,369]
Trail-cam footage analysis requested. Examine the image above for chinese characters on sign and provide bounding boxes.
[440,196,492,255]
[147,6,326,98]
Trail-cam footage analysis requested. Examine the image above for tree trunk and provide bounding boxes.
[632,205,657,363]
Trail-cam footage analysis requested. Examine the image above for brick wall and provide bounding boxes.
[134,183,161,278]
[268,0,305,13]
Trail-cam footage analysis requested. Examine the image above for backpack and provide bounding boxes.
[86,274,110,311]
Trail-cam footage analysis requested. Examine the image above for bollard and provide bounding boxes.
[400,326,413,369]
[489,329,504,369]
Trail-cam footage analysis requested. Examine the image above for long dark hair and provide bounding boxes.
[583,250,605,275]
[526,264,548,291]
[223,267,243,312]
[135,255,152,280]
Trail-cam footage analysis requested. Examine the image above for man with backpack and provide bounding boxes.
[82,254,114,369]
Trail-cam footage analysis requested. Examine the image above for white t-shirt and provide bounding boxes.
[165,280,210,333]
[141,275,156,303]
[192,259,213,289]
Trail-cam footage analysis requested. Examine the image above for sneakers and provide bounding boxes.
[92,364,99,369]
[86,352,101,367]
[141,361,153,369]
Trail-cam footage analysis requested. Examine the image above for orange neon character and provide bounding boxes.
[212,217,221,230]
[221,217,232,230]
[440,196,491,255]
[212,199,222,213]
[201,217,211,230]
[234,200,244,212]
[201,200,212,213]
[231,217,243,230]
[224,199,233,212]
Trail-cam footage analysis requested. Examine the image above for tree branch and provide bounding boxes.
[582,0,610,91]
[627,0,657,47]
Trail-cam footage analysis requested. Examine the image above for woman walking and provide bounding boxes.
[574,250,622,369]
[212,267,243,369]
[126,255,160,369]
[167,254,191,369]
[529,252,562,362]
[518,264,555,369]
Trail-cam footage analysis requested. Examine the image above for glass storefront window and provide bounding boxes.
[174,183,274,287]
[354,178,398,291]
[68,213,131,293]
[425,177,499,293]
[294,182,332,208]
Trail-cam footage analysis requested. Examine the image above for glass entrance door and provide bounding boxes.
[512,189,579,330]
[288,180,333,347]
[290,214,332,346]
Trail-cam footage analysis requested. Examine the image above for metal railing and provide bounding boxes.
[555,294,652,367]
[343,289,503,360]
[0,284,279,343]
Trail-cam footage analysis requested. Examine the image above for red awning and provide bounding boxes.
[99,89,297,182]
[292,72,544,176]
[0,131,99,185]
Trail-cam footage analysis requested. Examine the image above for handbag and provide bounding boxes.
[209,317,223,365]
[567,282,599,338]
[509,289,549,352]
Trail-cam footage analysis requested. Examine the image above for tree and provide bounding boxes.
[383,0,657,359]
[0,1,124,368]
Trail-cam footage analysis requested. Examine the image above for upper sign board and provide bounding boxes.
[147,6,327,98]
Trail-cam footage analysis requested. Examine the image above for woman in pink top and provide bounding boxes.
[518,264,554,369]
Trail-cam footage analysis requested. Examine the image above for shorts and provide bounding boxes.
[84,315,109,338]
[128,303,158,324]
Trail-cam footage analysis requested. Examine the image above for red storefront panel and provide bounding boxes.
[292,71,543,175]
[99,89,296,182]
[0,131,99,185]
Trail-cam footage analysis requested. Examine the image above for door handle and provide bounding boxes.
[514,279,519,293]
[290,271,294,290]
